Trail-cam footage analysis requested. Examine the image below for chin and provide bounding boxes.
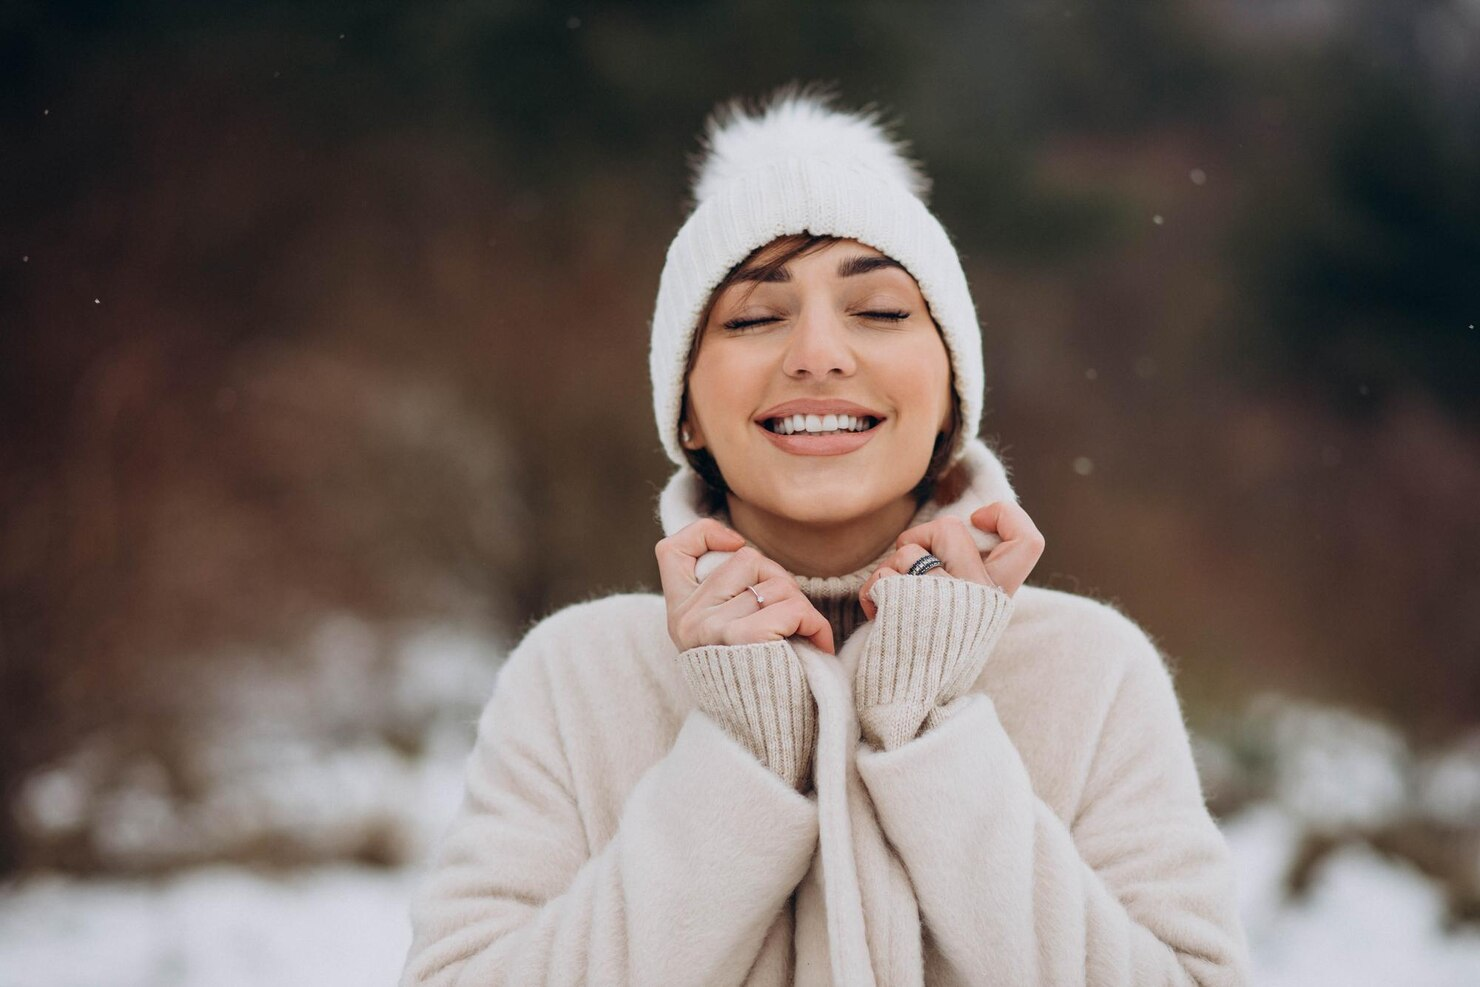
[756,484,893,526]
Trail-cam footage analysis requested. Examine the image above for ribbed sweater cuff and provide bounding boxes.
[675,640,818,792]
[856,576,1015,751]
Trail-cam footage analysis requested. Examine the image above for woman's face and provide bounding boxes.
[684,237,953,526]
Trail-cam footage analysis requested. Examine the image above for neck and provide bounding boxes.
[723,492,923,578]
[717,492,942,650]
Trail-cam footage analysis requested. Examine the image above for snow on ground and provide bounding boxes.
[0,865,419,987]
[3,799,1479,986]
[4,687,1478,985]
[1221,803,1480,987]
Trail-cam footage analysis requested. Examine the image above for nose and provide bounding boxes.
[781,302,857,380]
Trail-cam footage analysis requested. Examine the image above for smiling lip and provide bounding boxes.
[753,399,887,457]
[756,418,882,457]
[754,399,887,422]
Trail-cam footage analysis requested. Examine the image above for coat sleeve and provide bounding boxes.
[854,583,1252,986]
[398,614,820,987]
[854,575,1014,751]
[676,639,818,792]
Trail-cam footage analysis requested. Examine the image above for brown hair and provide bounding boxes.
[678,232,967,515]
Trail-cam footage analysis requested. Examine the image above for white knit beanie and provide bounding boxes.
[649,80,987,472]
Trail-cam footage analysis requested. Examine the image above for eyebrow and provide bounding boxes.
[732,254,907,283]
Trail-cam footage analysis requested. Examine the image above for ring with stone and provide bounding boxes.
[906,552,945,577]
[746,584,765,605]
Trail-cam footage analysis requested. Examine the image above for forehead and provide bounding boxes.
[733,239,912,285]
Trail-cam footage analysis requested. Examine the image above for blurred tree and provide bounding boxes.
[1222,49,1480,422]
[2,0,1476,875]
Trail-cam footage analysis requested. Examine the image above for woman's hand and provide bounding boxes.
[858,501,1045,621]
[657,518,836,654]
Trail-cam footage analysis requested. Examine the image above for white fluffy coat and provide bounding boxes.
[399,437,1252,984]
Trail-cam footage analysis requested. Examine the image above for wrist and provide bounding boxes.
[676,640,818,791]
[855,576,1014,749]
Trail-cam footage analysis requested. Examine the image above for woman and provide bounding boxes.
[399,83,1251,986]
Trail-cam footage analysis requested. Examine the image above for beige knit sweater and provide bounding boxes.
[398,438,1252,985]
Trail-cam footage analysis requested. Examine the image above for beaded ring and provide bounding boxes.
[906,553,945,577]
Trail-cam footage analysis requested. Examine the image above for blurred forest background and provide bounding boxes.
[1,0,1478,981]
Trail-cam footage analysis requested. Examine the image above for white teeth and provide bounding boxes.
[766,413,878,434]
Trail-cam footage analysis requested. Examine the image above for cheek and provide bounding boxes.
[689,343,763,426]
[879,338,951,420]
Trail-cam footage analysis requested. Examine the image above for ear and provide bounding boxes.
[680,417,707,450]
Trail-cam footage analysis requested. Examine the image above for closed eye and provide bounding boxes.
[722,316,777,331]
[722,311,911,332]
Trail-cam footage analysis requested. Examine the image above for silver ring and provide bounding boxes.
[746,584,765,605]
[906,553,944,577]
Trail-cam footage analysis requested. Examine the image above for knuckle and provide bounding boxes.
[678,520,709,543]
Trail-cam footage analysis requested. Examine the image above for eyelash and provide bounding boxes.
[722,310,911,332]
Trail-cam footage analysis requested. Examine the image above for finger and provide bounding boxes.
[883,543,951,579]
[693,546,792,609]
[699,573,800,628]
[859,564,904,621]
[728,595,835,655]
[895,516,987,581]
[655,519,745,609]
[971,500,1043,546]
[970,501,1046,595]
[793,598,835,655]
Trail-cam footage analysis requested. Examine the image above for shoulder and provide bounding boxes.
[503,591,669,670]
[997,583,1172,695]
[512,591,669,652]
[493,590,678,704]
[987,585,1188,809]
[1011,584,1163,655]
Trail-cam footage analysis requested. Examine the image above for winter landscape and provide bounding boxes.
[6,2,1477,984]
[2,624,1477,985]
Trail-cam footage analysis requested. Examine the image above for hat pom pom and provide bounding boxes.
[684,79,932,213]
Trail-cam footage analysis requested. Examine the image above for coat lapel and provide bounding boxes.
[656,436,1021,588]
[656,437,1021,984]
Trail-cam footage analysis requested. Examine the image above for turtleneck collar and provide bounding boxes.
[713,498,945,647]
[656,436,1021,651]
